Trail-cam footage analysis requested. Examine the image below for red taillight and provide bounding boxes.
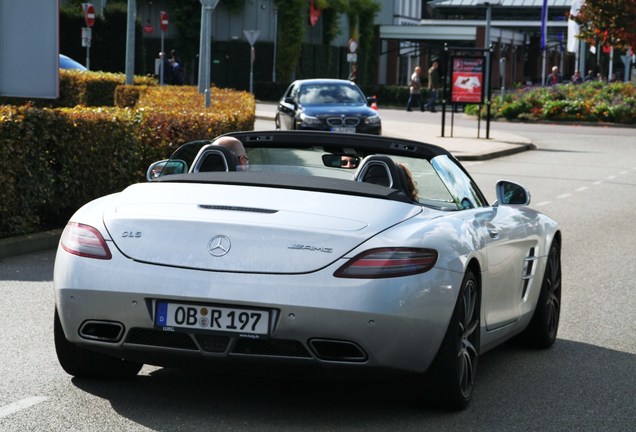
[60,222,112,260]
[334,248,438,279]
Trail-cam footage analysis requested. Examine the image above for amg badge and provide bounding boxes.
[288,244,333,253]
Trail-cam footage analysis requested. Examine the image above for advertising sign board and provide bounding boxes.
[451,56,485,104]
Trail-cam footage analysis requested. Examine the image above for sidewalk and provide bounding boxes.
[255,101,534,161]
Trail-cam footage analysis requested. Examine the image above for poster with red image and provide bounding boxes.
[451,57,485,104]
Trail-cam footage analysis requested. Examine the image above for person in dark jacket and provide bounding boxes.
[545,66,562,86]
[425,60,439,112]
[170,50,184,85]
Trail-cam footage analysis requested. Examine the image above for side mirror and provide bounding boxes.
[283,96,295,105]
[495,180,531,206]
[146,159,187,181]
[367,96,377,106]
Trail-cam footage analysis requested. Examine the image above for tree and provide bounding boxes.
[575,0,636,50]
[274,0,308,83]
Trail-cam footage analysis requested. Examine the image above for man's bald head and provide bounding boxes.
[213,136,248,166]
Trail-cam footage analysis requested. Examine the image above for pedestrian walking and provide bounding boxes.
[348,64,358,83]
[170,50,184,85]
[158,51,172,85]
[425,60,439,112]
[406,66,424,112]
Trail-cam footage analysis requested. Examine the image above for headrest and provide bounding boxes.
[190,145,238,172]
[354,155,399,188]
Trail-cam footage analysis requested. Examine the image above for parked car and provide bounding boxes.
[59,54,87,71]
[275,79,381,135]
[54,131,561,410]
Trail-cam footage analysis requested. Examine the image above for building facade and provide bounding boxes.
[66,1,617,88]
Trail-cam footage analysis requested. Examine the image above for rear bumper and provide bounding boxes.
[54,247,462,374]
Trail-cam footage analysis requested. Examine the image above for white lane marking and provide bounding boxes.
[593,181,603,185]
[0,397,49,419]
[607,175,616,180]
[557,193,572,199]
[535,201,552,207]
[619,170,628,175]
[575,186,588,192]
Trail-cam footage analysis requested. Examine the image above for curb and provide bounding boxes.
[457,142,536,161]
[0,229,63,259]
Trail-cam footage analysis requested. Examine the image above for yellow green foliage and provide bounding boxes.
[1,78,255,237]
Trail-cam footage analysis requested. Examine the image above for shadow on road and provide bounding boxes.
[0,250,55,282]
[72,339,634,431]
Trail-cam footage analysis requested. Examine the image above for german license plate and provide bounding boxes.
[331,127,356,133]
[155,301,269,336]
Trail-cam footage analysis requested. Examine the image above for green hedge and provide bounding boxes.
[0,70,157,108]
[1,73,255,238]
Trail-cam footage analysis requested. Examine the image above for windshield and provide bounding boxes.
[299,83,367,105]
[244,147,458,210]
[161,141,463,210]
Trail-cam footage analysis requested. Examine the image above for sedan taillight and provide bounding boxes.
[334,248,437,279]
[60,222,112,260]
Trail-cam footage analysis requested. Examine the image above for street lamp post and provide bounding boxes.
[244,30,261,94]
[125,0,136,85]
[272,5,278,83]
[198,0,220,107]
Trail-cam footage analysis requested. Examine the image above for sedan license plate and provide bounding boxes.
[155,301,269,336]
[331,127,356,133]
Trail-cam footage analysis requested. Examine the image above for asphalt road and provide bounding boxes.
[1,114,634,431]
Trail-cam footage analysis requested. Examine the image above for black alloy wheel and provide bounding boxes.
[424,269,480,410]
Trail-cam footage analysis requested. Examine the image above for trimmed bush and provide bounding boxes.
[1,84,255,238]
[0,70,157,108]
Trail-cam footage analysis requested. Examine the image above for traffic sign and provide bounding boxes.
[81,27,92,48]
[160,11,168,32]
[348,39,358,53]
[82,3,95,28]
[244,30,260,46]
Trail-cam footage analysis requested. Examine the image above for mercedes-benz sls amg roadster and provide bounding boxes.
[54,131,561,410]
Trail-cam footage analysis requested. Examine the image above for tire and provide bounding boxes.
[424,269,480,411]
[54,309,142,379]
[520,241,561,348]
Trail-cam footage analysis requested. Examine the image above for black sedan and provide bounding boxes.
[275,79,381,135]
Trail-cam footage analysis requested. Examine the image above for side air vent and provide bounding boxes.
[522,248,538,300]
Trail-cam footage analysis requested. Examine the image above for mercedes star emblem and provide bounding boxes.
[207,235,231,257]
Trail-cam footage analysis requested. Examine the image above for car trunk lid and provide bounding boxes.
[104,182,422,273]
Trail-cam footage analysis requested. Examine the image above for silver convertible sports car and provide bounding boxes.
[54,131,561,410]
